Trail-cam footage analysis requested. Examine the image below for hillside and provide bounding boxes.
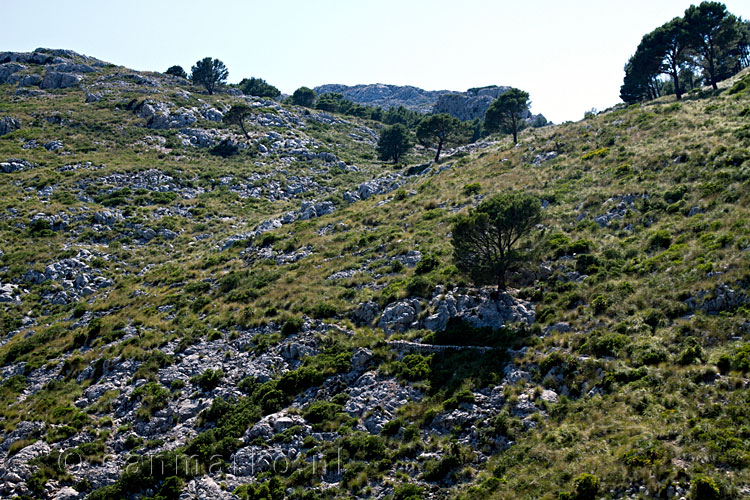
[0,49,750,500]
[312,83,547,123]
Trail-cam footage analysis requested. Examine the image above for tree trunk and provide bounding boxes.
[239,121,250,140]
[434,138,443,163]
[672,65,682,100]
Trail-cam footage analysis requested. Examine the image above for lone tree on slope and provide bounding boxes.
[239,77,280,98]
[451,192,541,291]
[223,104,253,139]
[190,57,228,95]
[484,88,530,144]
[291,87,317,107]
[416,113,466,163]
[165,65,187,79]
[377,124,412,164]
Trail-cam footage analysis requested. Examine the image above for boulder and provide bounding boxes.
[40,71,83,89]
[377,298,421,335]
[352,301,380,326]
[0,116,21,136]
[0,62,26,84]
[18,74,42,87]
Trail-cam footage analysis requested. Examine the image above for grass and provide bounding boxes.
[0,59,749,498]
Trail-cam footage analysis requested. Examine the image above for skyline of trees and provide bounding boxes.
[621,1,749,104]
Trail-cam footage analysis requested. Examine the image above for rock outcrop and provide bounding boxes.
[374,287,535,335]
[0,116,20,136]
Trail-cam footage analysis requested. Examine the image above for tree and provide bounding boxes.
[165,65,187,79]
[239,77,280,98]
[223,104,253,139]
[685,2,742,89]
[484,88,530,144]
[416,113,466,163]
[291,87,317,107]
[377,124,412,164]
[620,30,667,103]
[654,18,692,99]
[190,57,228,95]
[451,192,541,290]
[316,92,345,112]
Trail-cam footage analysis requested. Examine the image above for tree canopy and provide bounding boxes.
[223,104,253,139]
[165,65,187,79]
[239,77,280,98]
[190,57,228,95]
[291,87,317,107]
[484,88,530,144]
[377,124,412,164]
[452,192,542,290]
[621,2,749,103]
[416,113,466,163]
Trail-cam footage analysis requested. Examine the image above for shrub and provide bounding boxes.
[303,401,341,424]
[581,148,609,160]
[576,254,599,274]
[394,354,432,381]
[281,317,303,335]
[731,344,750,372]
[462,182,481,195]
[590,295,610,314]
[415,253,439,275]
[689,476,721,500]
[677,339,704,365]
[572,473,599,499]
[381,418,402,436]
[154,476,183,500]
[190,369,224,391]
[649,230,672,250]
[394,484,424,500]
[309,302,337,319]
[583,331,629,357]
[405,275,433,297]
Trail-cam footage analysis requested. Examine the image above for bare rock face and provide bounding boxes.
[434,86,512,121]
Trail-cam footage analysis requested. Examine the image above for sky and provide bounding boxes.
[3,0,749,123]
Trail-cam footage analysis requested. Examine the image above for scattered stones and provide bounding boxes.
[0,158,32,173]
[22,249,112,304]
[345,173,404,202]
[395,250,422,267]
[531,151,558,164]
[43,140,64,151]
[592,193,647,227]
[685,282,749,314]
[0,283,21,304]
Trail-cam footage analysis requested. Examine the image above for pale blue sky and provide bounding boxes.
[3,1,749,123]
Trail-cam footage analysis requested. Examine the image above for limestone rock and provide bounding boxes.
[40,71,83,89]
[0,62,26,84]
[0,116,21,136]
[352,301,380,326]
[377,298,421,335]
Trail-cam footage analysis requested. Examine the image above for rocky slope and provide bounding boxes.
[0,48,749,500]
